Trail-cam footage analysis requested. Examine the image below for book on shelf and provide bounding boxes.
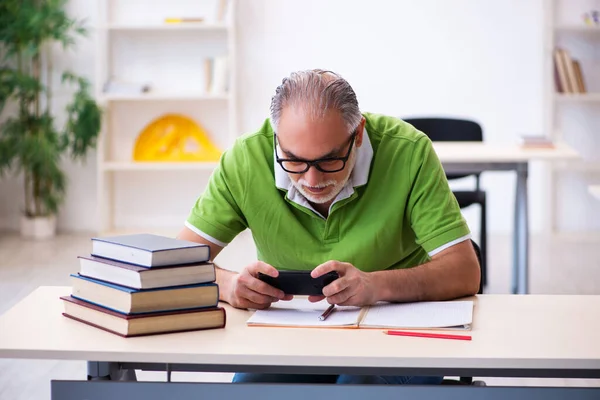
[519,135,555,149]
[78,255,216,290]
[61,295,226,338]
[216,0,229,22]
[553,48,586,94]
[70,274,219,314]
[246,298,474,330]
[91,233,210,267]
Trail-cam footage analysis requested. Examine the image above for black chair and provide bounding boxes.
[403,117,487,291]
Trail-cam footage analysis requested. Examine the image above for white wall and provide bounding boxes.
[0,0,555,235]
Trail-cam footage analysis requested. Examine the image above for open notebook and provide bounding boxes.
[246,298,474,330]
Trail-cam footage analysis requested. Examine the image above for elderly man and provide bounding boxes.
[177,69,480,385]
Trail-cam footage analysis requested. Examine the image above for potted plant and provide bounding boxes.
[0,0,102,239]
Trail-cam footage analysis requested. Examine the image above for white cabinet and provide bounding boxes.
[94,0,237,234]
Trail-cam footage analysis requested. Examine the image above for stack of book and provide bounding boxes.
[519,134,555,149]
[61,233,225,337]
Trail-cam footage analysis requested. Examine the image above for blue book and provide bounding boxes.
[70,274,219,315]
[91,233,210,267]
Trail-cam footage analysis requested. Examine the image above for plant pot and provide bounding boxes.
[20,215,57,239]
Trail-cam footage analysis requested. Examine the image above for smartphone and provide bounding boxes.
[257,270,339,296]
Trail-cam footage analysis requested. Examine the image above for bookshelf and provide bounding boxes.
[95,0,237,234]
[545,0,600,234]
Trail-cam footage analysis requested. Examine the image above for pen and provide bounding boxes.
[383,330,472,341]
[318,304,336,321]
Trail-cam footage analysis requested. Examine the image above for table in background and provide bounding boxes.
[433,142,579,294]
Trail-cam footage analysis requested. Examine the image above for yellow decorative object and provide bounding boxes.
[133,114,222,162]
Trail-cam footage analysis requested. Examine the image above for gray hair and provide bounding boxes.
[270,69,362,134]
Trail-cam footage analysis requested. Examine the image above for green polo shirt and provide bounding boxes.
[185,112,470,272]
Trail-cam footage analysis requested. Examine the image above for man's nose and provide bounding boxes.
[303,165,323,186]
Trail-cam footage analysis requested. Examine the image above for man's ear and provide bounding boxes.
[355,117,366,147]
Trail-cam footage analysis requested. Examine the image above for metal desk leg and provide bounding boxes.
[513,163,530,294]
[87,361,137,381]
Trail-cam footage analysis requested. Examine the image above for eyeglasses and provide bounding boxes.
[274,130,356,174]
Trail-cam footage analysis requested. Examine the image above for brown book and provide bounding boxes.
[78,255,215,290]
[572,60,587,93]
[61,296,226,337]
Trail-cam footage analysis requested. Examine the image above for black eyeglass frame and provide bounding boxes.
[274,130,357,174]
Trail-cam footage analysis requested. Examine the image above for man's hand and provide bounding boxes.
[309,261,378,307]
[225,261,293,310]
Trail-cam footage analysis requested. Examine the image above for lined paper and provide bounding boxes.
[360,301,474,330]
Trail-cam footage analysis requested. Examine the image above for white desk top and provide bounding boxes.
[433,142,579,163]
[1,287,599,372]
[589,185,600,200]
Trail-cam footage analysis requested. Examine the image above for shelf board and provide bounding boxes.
[554,25,600,33]
[103,23,230,32]
[100,93,229,102]
[554,93,600,103]
[102,161,219,171]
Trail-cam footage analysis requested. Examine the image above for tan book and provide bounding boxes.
[61,295,226,337]
[572,60,587,93]
[561,49,579,93]
[553,49,570,93]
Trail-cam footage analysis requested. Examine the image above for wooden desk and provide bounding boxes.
[1,287,599,399]
[432,142,579,294]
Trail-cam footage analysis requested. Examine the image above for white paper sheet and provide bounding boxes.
[360,301,474,329]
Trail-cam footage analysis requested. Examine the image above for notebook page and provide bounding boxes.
[360,301,474,330]
[247,298,362,327]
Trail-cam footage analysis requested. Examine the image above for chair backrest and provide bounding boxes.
[403,117,483,142]
[403,117,483,181]
[470,239,483,295]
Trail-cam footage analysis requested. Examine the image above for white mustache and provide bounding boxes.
[297,179,337,189]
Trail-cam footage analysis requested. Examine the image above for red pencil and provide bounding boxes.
[383,330,472,341]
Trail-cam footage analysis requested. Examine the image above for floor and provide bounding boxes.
[1,230,599,399]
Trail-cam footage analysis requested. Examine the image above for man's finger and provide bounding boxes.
[322,276,351,297]
[240,286,277,306]
[246,276,285,299]
[248,261,279,278]
[311,260,342,278]
[244,299,272,310]
[327,287,354,305]
[308,295,325,302]
[337,293,360,307]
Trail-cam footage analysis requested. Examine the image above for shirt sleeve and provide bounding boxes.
[185,139,249,246]
[406,136,471,255]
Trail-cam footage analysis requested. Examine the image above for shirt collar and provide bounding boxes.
[274,128,374,218]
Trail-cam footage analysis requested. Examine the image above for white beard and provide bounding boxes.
[290,148,357,204]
